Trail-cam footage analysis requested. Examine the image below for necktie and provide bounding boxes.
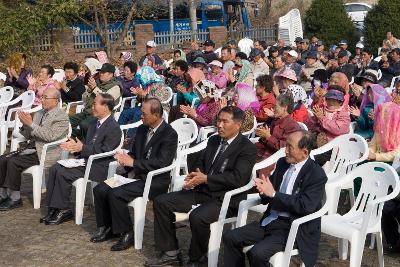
[209,140,229,174]
[96,120,101,129]
[39,112,48,126]
[145,129,154,146]
[261,165,295,227]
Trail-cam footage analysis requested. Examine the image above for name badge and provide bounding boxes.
[146,147,152,159]
[219,159,229,173]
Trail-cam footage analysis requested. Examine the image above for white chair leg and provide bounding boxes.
[90,181,98,206]
[32,173,42,209]
[208,222,224,267]
[349,238,365,267]
[338,238,349,260]
[376,232,384,267]
[0,124,6,155]
[369,233,376,249]
[74,180,86,225]
[133,200,145,250]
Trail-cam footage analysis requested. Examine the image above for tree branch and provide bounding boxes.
[115,1,136,48]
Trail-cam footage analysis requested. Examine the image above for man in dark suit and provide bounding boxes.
[42,93,122,225]
[89,98,178,251]
[144,106,257,267]
[223,130,327,267]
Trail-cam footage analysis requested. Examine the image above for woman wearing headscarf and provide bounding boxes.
[173,49,187,62]
[232,82,260,132]
[287,84,309,123]
[349,84,391,140]
[81,57,102,85]
[226,57,254,87]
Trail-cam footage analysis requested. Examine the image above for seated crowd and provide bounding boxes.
[1,33,400,267]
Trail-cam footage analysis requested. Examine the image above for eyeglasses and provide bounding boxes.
[40,96,58,100]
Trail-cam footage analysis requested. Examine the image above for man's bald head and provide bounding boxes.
[42,88,60,111]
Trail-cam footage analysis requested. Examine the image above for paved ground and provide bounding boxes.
[1,176,400,267]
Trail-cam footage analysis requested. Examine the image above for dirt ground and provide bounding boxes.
[1,176,400,267]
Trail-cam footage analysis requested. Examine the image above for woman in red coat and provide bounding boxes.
[255,74,276,123]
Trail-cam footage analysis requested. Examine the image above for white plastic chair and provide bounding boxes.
[197,126,218,143]
[69,134,124,225]
[321,162,400,267]
[0,90,35,154]
[393,154,400,171]
[170,118,198,149]
[0,86,14,104]
[172,93,178,106]
[52,69,65,82]
[349,121,357,134]
[377,69,383,81]
[65,100,84,115]
[389,75,400,92]
[297,122,308,131]
[310,134,369,214]
[242,116,258,138]
[163,87,173,104]
[0,72,6,81]
[120,96,137,110]
[24,124,72,209]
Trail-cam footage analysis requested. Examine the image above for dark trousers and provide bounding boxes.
[153,190,227,261]
[93,180,146,234]
[70,111,96,139]
[223,220,291,267]
[0,153,39,191]
[382,198,400,246]
[45,163,85,209]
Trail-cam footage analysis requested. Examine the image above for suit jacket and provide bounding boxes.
[260,157,327,267]
[79,115,122,182]
[193,134,257,207]
[126,121,178,199]
[20,107,69,169]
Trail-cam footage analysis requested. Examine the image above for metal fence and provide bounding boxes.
[154,29,209,51]
[228,26,277,44]
[73,27,135,49]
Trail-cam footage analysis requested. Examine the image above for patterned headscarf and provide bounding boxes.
[360,84,391,117]
[375,101,400,152]
[236,59,252,83]
[120,51,133,62]
[137,66,164,87]
[287,84,308,107]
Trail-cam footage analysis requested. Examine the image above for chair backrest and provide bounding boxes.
[348,162,399,229]
[170,118,199,148]
[114,96,123,111]
[390,75,400,91]
[0,86,14,104]
[393,154,400,172]
[253,147,286,177]
[0,72,6,81]
[242,116,257,138]
[52,69,65,82]
[19,90,36,109]
[297,122,308,131]
[310,134,369,179]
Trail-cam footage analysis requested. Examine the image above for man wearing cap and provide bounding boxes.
[299,39,310,65]
[139,41,163,68]
[339,40,352,57]
[299,51,325,92]
[202,40,218,64]
[294,37,303,52]
[356,48,379,81]
[70,63,122,139]
[286,50,302,79]
[250,48,270,78]
[380,48,400,87]
[187,41,203,65]
[337,50,357,81]
[316,41,329,65]
[354,42,364,68]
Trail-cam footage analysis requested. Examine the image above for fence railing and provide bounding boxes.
[33,32,54,51]
[73,27,135,49]
[154,29,209,51]
[228,26,277,44]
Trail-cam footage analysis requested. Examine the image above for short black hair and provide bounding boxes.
[258,40,268,50]
[174,49,182,55]
[221,46,232,53]
[123,61,138,74]
[227,40,237,46]
[218,106,244,123]
[269,46,278,53]
[63,62,79,73]
[362,47,372,55]
[297,130,317,153]
[175,60,189,72]
[99,93,116,111]
[276,94,295,114]
[143,97,163,118]
[256,74,273,93]
[392,48,400,55]
[41,64,55,77]
[236,52,248,60]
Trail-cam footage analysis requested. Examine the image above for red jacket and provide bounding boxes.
[255,93,276,122]
[292,104,309,123]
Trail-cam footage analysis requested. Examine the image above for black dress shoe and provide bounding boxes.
[0,196,7,205]
[144,252,183,267]
[0,198,22,211]
[384,244,400,255]
[90,226,115,243]
[110,231,134,251]
[40,208,57,223]
[44,209,73,225]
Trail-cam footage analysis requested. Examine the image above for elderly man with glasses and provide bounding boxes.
[0,88,69,210]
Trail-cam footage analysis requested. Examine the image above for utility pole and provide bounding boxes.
[189,0,197,41]
[169,0,174,33]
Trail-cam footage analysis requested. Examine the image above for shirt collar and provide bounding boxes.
[291,157,309,171]
[150,119,164,133]
[223,133,239,145]
[98,114,111,126]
